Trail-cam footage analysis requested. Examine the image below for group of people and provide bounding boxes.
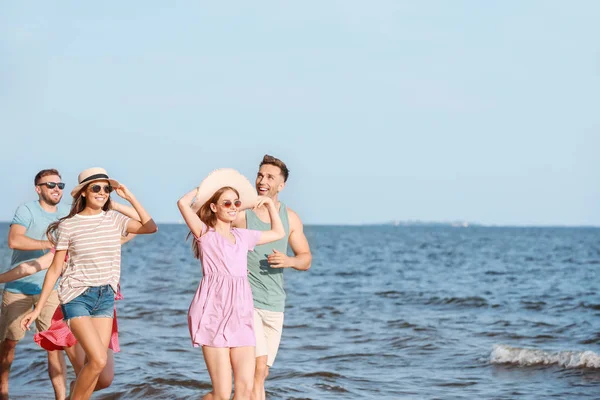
[0,154,312,400]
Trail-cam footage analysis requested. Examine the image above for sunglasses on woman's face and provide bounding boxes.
[89,184,113,194]
[222,200,242,208]
[38,182,65,190]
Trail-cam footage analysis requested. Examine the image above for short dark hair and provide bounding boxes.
[35,169,61,185]
[259,155,289,182]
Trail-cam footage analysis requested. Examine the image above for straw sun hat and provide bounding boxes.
[191,168,258,212]
[70,167,121,198]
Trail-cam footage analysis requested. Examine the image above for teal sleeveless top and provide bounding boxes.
[246,203,290,312]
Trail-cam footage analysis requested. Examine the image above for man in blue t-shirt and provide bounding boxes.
[0,169,69,400]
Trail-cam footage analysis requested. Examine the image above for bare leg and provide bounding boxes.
[65,345,114,393]
[202,346,233,400]
[95,350,114,390]
[68,317,112,400]
[65,344,84,374]
[47,349,67,400]
[64,345,82,398]
[0,339,17,400]
[251,356,269,400]
[231,346,255,400]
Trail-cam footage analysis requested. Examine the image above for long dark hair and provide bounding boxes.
[46,183,113,246]
[187,186,239,259]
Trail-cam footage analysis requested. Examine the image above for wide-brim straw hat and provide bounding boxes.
[71,167,121,198]
[191,168,258,212]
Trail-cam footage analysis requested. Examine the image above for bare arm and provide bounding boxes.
[112,202,141,221]
[267,209,312,271]
[232,210,247,229]
[256,197,285,245]
[0,252,54,283]
[121,233,137,245]
[8,224,52,251]
[20,250,66,330]
[114,185,158,235]
[177,187,205,238]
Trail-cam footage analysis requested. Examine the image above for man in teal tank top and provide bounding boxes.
[0,169,69,400]
[234,155,312,400]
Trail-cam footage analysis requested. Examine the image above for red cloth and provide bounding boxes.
[34,288,122,353]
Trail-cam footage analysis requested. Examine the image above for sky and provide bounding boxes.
[0,1,598,226]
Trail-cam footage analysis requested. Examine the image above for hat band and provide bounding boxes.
[80,173,109,184]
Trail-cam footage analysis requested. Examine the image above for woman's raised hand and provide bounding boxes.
[114,184,134,202]
[254,196,274,209]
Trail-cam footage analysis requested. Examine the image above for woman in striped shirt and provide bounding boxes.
[1,209,137,395]
[20,167,157,400]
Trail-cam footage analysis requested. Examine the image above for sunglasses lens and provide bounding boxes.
[234,201,242,208]
[43,182,64,189]
[223,201,232,208]
[90,184,112,194]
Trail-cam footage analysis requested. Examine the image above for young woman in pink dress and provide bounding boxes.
[177,169,284,400]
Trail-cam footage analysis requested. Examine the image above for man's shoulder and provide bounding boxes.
[17,201,38,212]
[11,201,36,222]
[284,205,299,220]
[283,206,304,230]
[11,201,41,230]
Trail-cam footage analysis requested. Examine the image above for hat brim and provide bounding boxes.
[71,178,121,198]
[191,169,257,212]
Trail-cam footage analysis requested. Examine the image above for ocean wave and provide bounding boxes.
[426,296,489,308]
[375,290,405,299]
[376,292,494,308]
[578,302,600,310]
[490,344,600,368]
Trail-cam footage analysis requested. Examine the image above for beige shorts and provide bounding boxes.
[254,308,284,367]
[0,290,60,342]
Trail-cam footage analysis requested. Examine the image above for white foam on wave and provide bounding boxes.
[490,344,600,369]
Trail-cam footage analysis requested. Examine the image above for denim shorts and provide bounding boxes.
[61,285,115,321]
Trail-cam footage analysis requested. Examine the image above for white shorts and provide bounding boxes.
[254,308,284,367]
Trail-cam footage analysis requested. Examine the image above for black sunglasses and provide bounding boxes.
[89,184,113,194]
[37,182,65,190]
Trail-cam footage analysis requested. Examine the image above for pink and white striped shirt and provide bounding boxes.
[55,210,130,304]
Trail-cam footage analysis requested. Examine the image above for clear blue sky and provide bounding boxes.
[1,1,598,226]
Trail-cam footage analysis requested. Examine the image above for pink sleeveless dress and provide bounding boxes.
[188,228,261,348]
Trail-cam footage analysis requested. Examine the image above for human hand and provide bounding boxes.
[254,196,274,209]
[267,249,290,268]
[21,310,40,331]
[114,184,134,203]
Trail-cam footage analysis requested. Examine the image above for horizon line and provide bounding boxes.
[1,221,597,229]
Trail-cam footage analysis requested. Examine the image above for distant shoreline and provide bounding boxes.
[1,221,597,229]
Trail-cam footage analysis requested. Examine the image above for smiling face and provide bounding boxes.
[35,174,64,206]
[210,189,241,223]
[256,164,285,198]
[81,180,111,209]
